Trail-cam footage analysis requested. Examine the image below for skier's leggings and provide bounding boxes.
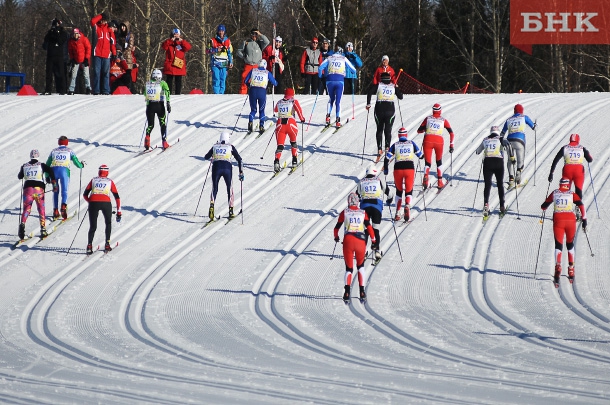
[88,201,112,244]
[248,87,267,123]
[423,135,444,173]
[374,103,396,150]
[507,140,525,176]
[562,164,586,199]
[275,119,298,160]
[52,166,70,208]
[363,206,381,246]
[483,158,505,205]
[146,102,167,142]
[211,163,234,206]
[326,80,344,118]
[343,234,366,270]
[22,186,46,226]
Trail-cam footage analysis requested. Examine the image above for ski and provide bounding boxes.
[332,118,349,134]
[84,241,119,259]
[359,297,367,304]
[160,138,180,151]
[482,214,490,224]
[35,211,78,243]
[506,178,529,191]
[12,232,35,249]
[287,158,304,175]
[270,161,288,180]
[255,121,275,139]
[321,123,333,133]
[225,210,242,225]
[135,145,158,157]
[203,215,222,228]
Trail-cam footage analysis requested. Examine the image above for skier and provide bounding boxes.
[366,71,404,161]
[500,103,537,188]
[273,87,305,172]
[383,128,423,221]
[17,150,56,240]
[417,103,455,190]
[46,136,85,221]
[548,133,593,201]
[244,59,278,134]
[83,164,122,254]
[357,164,394,261]
[144,69,171,150]
[203,132,244,220]
[541,178,587,286]
[475,126,515,218]
[333,192,377,302]
[318,50,356,128]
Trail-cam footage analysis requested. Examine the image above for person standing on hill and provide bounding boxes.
[162,28,192,94]
[343,42,362,95]
[417,103,455,190]
[90,13,116,95]
[500,103,537,188]
[43,18,68,95]
[67,28,92,95]
[208,24,233,94]
[262,36,287,93]
[300,37,321,95]
[236,28,269,94]
[334,192,376,302]
[372,55,395,85]
[46,136,85,221]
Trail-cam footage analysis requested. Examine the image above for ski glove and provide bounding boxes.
[83,58,89,67]
[582,219,587,231]
[52,181,58,193]
[511,156,516,162]
[383,168,389,176]
[166,103,171,113]
[116,212,122,223]
[548,173,553,182]
[449,145,454,154]
[239,172,244,181]
[334,236,340,242]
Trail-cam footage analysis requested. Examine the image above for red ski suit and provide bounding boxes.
[274,97,305,160]
[417,114,454,178]
[334,207,375,272]
[541,188,586,264]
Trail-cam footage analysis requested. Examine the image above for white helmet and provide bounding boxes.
[219,131,230,143]
[366,164,379,177]
[258,59,267,69]
[151,69,162,81]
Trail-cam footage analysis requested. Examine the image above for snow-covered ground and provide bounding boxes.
[0,91,609,404]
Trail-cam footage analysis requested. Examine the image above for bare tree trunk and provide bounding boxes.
[200,0,208,93]
[416,0,421,79]
[144,0,152,78]
[329,0,343,48]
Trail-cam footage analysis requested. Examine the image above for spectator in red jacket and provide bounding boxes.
[372,55,396,85]
[162,28,192,94]
[300,37,322,95]
[90,12,116,95]
[109,52,131,93]
[262,36,286,93]
[67,28,92,95]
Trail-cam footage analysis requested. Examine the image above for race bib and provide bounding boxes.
[145,82,162,101]
[564,145,584,165]
[553,190,574,213]
[277,99,293,118]
[250,68,269,88]
[344,208,365,233]
[327,57,346,75]
[376,83,395,102]
[360,177,382,199]
[483,138,502,158]
[395,141,415,162]
[92,177,112,196]
[507,116,526,134]
[212,144,232,161]
[51,149,71,168]
[425,117,444,136]
[23,163,43,181]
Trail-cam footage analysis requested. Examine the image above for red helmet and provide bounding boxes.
[569,133,580,145]
[514,104,524,114]
[98,164,109,177]
[559,178,571,190]
[432,103,442,117]
[284,88,295,99]
[398,127,408,138]
[58,136,69,146]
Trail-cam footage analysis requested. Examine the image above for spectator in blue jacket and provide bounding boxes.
[344,42,362,94]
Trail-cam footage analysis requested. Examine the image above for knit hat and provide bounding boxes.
[432,103,442,116]
[347,192,360,207]
[559,178,571,190]
[58,136,69,146]
[322,38,330,44]
[382,55,389,62]
[217,24,226,32]
[514,103,524,114]
[569,133,580,145]
[101,12,109,21]
[172,28,180,35]
[275,36,282,42]
[380,72,391,84]
[490,126,501,136]
[258,59,267,69]
[285,88,295,99]
[98,164,109,177]
[30,149,39,159]
[345,42,353,49]
[73,28,80,35]
[52,18,62,27]
[250,28,258,34]
[312,37,318,42]
[398,128,408,139]
[109,20,118,29]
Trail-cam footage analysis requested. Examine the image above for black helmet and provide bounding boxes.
[380,72,392,84]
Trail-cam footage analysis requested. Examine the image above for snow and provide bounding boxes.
[0,91,609,404]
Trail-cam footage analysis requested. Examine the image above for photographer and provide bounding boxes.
[42,18,68,94]
[162,28,192,95]
[90,12,117,95]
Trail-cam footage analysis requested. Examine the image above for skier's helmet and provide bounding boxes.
[366,164,379,177]
[514,103,524,114]
[347,192,360,207]
[30,149,39,159]
[432,103,442,117]
[490,126,501,136]
[219,131,230,143]
[258,59,267,70]
[58,136,69,146]
[569,133,580,145]
[98,164,109,178]
[151,69,162,81]
[398,127,408,138]
[380,72,392,84]
[559,177,571,190]
[284,88,295,99]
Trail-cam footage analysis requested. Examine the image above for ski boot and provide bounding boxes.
[516,169,522,185]
[483,203,490,219]
[394,212,401,221]
[61,203,68,220]
[422,174,429,190]
[104,241,112,252]
[18,222,25,240]
[208,202,215,220]
[568,265,575,283]
[86,244,93,255]
[342,286,350,303]
[553,264,562,287]
[325,114,331,126]
[292,155,298,168]
[359,286,367,301]
[162,140,170,150]
[508,176,515,189]
[404,206,410,222]
[228,206,235,219]
[499,205,507,218]
[437,178,446,189]
[53,208,61,221]
[144,134,151,150]
[273,159,281,173]
[375,149,383,163]
[259,122,265,134]
[40,227,48,238]
[248,121,254,133]
[335,117,341,129]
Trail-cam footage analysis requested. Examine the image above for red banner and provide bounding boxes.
[511,0,610,54]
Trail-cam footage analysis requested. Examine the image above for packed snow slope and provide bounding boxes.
[0,92,609,404]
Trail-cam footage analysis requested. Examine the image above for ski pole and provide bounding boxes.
[421,168,428,221]
[397,97,404,127]
[587,161,600,218]
[471,159,483,215]
[286,50,295,90]
[19,179,23,227]
[138,118,147,149]
[194,162,212,217]
[272,22,276,117]
[351,79,355,120]
[78,167,83,220]
[66,210,88,256]
[583,227,595,257]
[534,120,537,186]
[450,150,453,187]
[301,121,305,176]
[260,129,275,160]
[306,90,319,131]
[361,108,370,164]
[240,177,244,225]
[512,164,521,220]
[329,240,338,260]
[533,209,546,279]
[385,177,404,262]
[231,95,249,136]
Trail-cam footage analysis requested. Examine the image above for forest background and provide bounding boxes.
[1,0,610,94]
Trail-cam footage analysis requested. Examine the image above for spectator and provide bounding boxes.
[372,55,396,85]
[42,18,68,95]
[118,21,138,92]
[109,51,131,93]
[208,24,233,94]
[90,12,117,95]
[300,37,321,95]
[67,28,92,95]
[262,36,286,93]
[344,42,362,95]
[236,28,269,94]
[162,28,192,94]
[318,38,331,94]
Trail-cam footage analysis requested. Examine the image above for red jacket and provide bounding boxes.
[90,14,116,58]
[372,65,396,84]
[162,37,192,76]
[68,36,92,64]
[262,44,286,74]
[110,59,129,84]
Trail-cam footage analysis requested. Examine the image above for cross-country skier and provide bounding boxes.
[273,87,305,172]
[318,50,356,128]
[357,164,394,261]
[334,192,376,302]
[245,59,278,134]
[203,131,244,220]
[475,125,515,218]
[367,71,404,161]
[83,164,121,254]
[500,103,536,188]
[548,133,593,201]
[46,136,85,220]
[384,128,423,221]
[417,103,455,190]
[144,69,171,150]
[541,177,587,286]
[18,150,56,240]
